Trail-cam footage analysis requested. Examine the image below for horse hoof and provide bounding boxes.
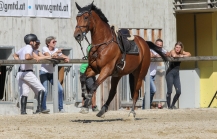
[96,105,107,118]
[127,111,136,120]
[96,113,105,118]
[128,113,136,120]
[96,110,105,118]
[79,107,89,114]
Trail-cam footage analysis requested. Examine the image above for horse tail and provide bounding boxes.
[146,41,168,62]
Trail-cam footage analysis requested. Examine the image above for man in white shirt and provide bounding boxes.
[13,34,46,115]
[143,39,169,108]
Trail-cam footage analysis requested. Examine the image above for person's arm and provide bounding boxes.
[165,51,170,57]
[42,47,52,57]
[150,50,159,57]
[25,46,34,60]
[182,51,191,57]
[56,49,62,53]
[25,53,33,60]
[50,49,63,58]
[33,51,51,62]
[150,51,154,57]
[150,51,158,58]
[13,53,20,60]
[37,51,51,59]
[52,48,69,62]
[58,54,69,62]
[162,48,170,57]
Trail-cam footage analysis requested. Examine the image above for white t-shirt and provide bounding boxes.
[33,50,39,55]
[150,48,167,76]
[40,46,62,73]
[16,45,33,70]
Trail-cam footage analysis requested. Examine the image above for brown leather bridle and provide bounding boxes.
[75,10,118,60]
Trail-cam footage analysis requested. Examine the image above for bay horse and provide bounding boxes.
[74,2,168,118]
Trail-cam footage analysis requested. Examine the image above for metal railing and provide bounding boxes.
[173,0,217,13]
[120,65,167,109]
[0,56,217,112]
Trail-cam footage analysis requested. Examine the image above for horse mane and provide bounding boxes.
[91,4,109,23]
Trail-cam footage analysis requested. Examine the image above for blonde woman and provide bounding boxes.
[39,36,69,113]
[166,41,191,109]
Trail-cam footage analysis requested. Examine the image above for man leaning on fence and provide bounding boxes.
[13,34,47,115]
[143,39,170,109]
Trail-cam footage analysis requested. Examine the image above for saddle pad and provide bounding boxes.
[117,29,139,55]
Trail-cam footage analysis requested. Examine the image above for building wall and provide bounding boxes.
[177,13,196,69]
[0,0,177,110]
[0,0,176,57]
[177,12,217,108]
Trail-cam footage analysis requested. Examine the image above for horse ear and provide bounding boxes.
[90,1,94,7]
[75,2,81,11]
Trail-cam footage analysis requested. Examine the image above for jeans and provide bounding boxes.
[150,75,156,95]
[166,67,181,107]
[39,70,63,111]
[166,67,181,95]
[142,75,156,109]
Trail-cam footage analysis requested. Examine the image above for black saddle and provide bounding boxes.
[117,29,139,55]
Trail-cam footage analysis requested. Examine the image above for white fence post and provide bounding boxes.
[145,68,150,109]
[53,64,59,113]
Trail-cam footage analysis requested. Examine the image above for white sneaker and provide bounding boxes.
[42,109,50,113]
[59,109,65,113]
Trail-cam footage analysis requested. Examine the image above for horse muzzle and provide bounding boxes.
[74,32,84,42]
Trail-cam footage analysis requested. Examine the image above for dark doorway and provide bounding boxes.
[0,66,6,99]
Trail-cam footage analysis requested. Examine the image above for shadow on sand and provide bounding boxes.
[71,118,146,123]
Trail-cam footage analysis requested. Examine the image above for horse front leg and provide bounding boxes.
[96,76,121,118]
[81,66,113,114]
[82,66,113,112]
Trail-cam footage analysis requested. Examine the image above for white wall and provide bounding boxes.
[0,0,176,58]
[179,69,200,108]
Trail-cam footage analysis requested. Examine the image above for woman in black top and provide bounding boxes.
[166,41,191,109]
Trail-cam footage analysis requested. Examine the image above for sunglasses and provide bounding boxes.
[52,41,57,44]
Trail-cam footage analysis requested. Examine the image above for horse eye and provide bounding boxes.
[84,16,88,20]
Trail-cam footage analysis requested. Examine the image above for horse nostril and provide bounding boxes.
[77,34,81,39]
[75,33,81,41]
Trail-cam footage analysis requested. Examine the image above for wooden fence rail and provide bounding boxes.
[1,56,216,112]
[1,56,217,64]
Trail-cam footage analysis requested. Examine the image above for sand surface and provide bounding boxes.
[0,108,217,139]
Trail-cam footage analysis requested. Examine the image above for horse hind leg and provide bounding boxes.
[96,76,121,118]
[129,74,143,119]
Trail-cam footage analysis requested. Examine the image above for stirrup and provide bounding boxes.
[116,61,126,70]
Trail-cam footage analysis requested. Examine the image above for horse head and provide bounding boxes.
[74,1,94,42]
[74,1,109,43]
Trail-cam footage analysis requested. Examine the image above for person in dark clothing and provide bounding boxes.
[166,41,191,109]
